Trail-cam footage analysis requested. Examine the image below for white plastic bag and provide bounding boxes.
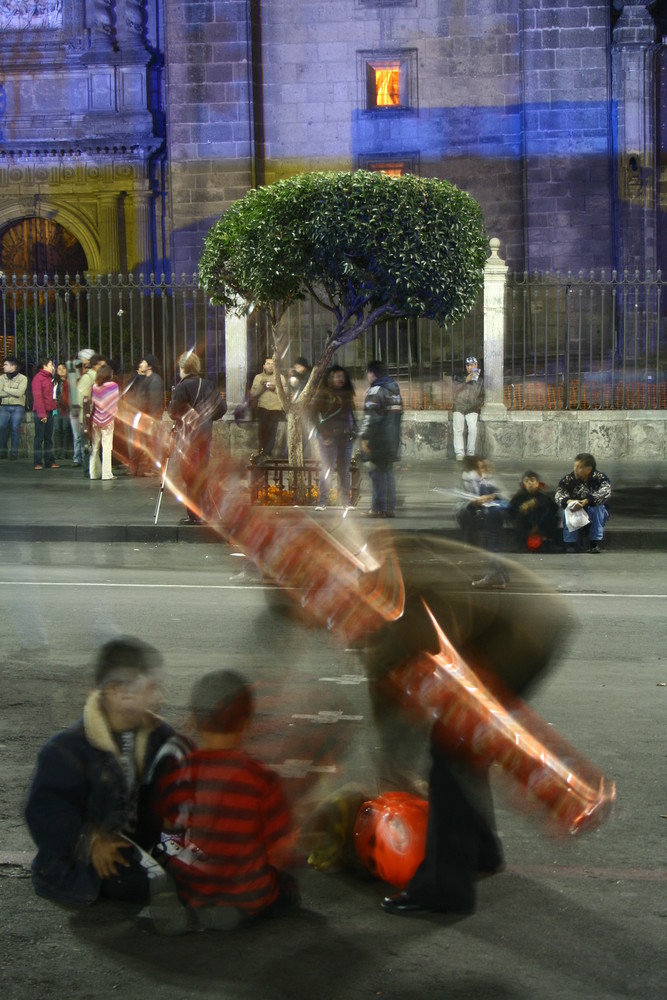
[564,505,590,531]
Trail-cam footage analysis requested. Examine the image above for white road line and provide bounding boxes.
[0,581,276,590]
[0,581,665,599]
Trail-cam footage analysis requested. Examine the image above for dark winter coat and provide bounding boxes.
[140,372,165,419]
[25,692,175,904]
[360,375,403,465]
[452,373,485,414]
[554,469,611,509]
[168,373,222,443]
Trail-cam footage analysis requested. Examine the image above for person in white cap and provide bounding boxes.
[452,356,485,461]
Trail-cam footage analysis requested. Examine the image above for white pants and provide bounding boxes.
[452,411,479,457]
[90,422,115,480]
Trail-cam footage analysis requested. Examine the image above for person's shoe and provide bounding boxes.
[471,575,506,590]
[47,463,60,469]
[179,515,203,525]
[34,464,43,470]
[368,510,384,518]
[384,510,396,518]
[381,892,432,916]
[455,455,464,462]
[564,544,578,554]
[589,542,601,554]
[72,461,81,467]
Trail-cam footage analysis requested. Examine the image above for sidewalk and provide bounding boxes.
[1,453,666,547]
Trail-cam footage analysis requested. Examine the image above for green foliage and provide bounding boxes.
[199,170,488,345]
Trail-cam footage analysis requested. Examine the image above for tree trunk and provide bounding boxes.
[286,405,309,504]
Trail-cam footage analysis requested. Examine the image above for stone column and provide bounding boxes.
[224,309,249,408]
[126,184,153,274]
[482,238,508,417]
[611,2,659,275]
[98,192,121,274]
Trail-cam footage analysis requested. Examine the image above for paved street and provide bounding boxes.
[0,541,664,1000]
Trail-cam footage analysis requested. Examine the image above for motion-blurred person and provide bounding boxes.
[150,670,298,933]
[452,356,484,461]
[509,470,561,551]
[456,456,509,588]
[311,365,357,510]
[359,359,403,518]
[249,357,287,459]
[53,362,73,461]
[89,363,119,480]
[168,351,226,524]
[555,453,611,554]
[77,350,107,478]
[363,534,569,918]
[0,355,28,460]
[25,637,181,905]
[31,358,59,470]
[66,358,84,466]
[130,354,165,475]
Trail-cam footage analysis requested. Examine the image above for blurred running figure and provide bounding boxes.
[359,360,403,518]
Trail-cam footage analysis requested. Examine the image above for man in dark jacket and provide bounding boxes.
[452,356,485,461]
[25,637,183,906]
[130,354,165,475]
[359,360,403,518]
[554,453,611,553]
[168,350,226,524]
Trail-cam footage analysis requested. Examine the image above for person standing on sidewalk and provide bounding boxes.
[89,363,120,481]
[359,360,403,518]
[66,358,84,466]
[53,362,73,461]
[0,356,28,460]
[249,358,287,459]
[77,350,107,477]
[452,357,485,461]
[31,358,59,470]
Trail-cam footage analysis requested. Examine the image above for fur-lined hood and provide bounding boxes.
[82,690,163,772]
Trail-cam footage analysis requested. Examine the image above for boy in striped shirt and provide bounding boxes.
[152,670,299,932]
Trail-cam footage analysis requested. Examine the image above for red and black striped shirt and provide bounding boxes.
[158,748,292,914]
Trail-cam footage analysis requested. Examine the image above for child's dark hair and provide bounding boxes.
[190,670,254,734]
[94,636,163,686]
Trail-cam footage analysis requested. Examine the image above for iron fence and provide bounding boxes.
[505,269,666,410]
[2,270,665,409]
[0,272,226,390]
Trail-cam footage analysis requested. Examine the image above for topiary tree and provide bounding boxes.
[199,170,488,499]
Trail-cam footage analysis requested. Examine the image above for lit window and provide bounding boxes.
[375,67,400,107]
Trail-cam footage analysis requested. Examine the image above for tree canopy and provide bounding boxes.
[199,170,488,359]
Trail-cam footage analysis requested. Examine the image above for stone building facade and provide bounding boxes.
[0,1,665,279]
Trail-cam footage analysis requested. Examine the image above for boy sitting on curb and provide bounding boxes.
[145,669,299,934]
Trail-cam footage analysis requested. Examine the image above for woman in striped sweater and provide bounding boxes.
[90,363,119,481]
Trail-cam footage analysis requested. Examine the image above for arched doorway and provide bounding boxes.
[0,217,88,277]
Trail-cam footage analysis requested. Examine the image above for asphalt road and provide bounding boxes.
[0,542,665,1000]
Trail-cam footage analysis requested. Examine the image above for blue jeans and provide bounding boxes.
[317,435,354,506]
[0,406,25,458]
[33,413,55,466]
[563,505,609,543]
[369,463,396,514]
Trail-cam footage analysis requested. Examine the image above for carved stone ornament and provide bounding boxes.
[0,0,63,30]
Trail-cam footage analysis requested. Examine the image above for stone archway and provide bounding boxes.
[0,217,88,277]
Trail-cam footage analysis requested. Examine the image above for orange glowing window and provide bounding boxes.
[375,67,400,107]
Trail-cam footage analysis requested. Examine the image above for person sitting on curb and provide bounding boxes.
[456,456,510,589]
[146,669,299,934]
[509,470,561,552]
[25,637,185,906]
[555,453,611,554]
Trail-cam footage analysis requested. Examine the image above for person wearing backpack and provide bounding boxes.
[168,351,226,525]
[0,356,28,460]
